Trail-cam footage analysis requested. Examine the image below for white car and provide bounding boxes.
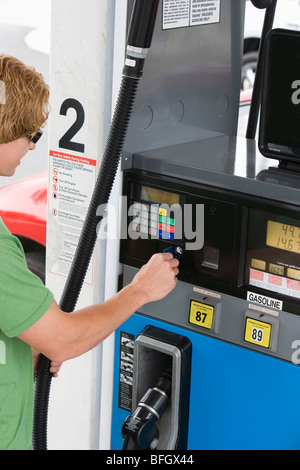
[243,0,300,89]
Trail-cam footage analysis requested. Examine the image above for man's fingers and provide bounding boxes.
[173,267,179,276]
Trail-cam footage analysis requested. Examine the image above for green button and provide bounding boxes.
[159,215,167,223]
[167,217,175,225]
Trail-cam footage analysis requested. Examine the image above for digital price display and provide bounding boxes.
[266,221,300,254]
[245,210,300,300]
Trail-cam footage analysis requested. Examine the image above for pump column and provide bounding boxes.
[46,0,126,450]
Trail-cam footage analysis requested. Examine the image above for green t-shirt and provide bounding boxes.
[0,219,54,450]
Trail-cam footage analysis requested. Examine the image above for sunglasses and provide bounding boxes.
[28,130,43,144]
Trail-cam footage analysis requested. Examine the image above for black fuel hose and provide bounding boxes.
[32,0,160,451]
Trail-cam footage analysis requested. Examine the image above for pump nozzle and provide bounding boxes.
[127,0,160,49]
[123,0,160,79]
[121,370,172,450]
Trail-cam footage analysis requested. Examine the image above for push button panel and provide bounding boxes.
[188,294,222,333]
[243,311,279,353]
[129,201,181,242]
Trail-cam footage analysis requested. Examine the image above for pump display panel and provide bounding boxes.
[122,173,300,316]
[123,176,240,289]
[259,29,300,163]
[129,184,182,242]
[244,209,300,300]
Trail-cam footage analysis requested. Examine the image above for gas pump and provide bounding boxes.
[110,0,300,451]
[42,0,300,451]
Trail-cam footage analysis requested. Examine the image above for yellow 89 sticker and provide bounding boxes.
[244,318,272,349]
[189,301,214,330]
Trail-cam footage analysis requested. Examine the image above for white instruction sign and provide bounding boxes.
[48,150,96,284]
[163,0,220,30]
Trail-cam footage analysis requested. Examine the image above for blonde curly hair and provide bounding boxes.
[0,54,50,144]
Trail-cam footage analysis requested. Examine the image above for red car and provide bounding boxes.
[0,172,47,282]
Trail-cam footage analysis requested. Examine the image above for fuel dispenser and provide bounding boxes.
[110,0,300,450]
[41,0,300,451]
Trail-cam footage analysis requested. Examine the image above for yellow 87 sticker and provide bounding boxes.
[189,300,214,330]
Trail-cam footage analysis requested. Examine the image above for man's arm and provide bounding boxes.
[18,253,179,363]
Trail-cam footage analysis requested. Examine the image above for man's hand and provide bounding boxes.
[49,360,62,378]
[131,252,179,304]
[32,348,62,378]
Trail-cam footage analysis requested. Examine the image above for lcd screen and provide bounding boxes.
[244,209,300,300]
[259,29,300,162]
[140,186,180,206]
[266,220,300,254]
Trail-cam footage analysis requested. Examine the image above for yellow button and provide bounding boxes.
[159,207,167,217]
[244,318,271,349]
[189,301,214,330]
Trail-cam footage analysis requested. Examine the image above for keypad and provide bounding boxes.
[130,201,176,240]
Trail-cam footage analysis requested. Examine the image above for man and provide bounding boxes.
[0,54,179,450]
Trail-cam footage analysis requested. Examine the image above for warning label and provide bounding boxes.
[118,332,135,411]
[163,0,220,30]
[48,150,96,284]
